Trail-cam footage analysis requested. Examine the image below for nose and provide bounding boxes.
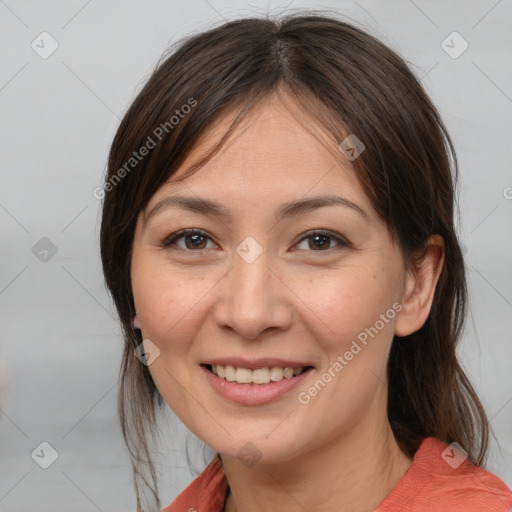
[213,244,293,340]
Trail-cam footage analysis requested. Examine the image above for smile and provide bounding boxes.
[206,364,311,384]
[201,364,315,406]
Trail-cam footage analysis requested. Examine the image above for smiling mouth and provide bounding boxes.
[203,363,314,385]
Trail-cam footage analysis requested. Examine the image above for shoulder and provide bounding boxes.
[377,437,512,512]
[162,454,229,512]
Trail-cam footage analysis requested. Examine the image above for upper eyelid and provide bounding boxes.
[161,228,214,246]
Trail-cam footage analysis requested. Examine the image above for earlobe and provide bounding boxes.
[133,313,141,329]
[394,235,445,337]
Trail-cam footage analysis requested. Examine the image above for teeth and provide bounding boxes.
[253,368,270,384]
[235,367,253,384]
[283,367,294,379]
[225,365,236,382]
[269,367,283,381]
[210,364,308,384]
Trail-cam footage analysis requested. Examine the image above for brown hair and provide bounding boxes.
[99,11,490,509]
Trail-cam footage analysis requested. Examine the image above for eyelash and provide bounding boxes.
[159,228,351,253]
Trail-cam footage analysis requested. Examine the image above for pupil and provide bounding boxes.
[311,234,329,250]
[187,234,205,248]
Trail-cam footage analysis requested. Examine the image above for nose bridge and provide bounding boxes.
[214,235,291,338]
[231,235,273,311]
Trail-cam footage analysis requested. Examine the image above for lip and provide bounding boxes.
[201,364,315,406]
[203,357,314,371]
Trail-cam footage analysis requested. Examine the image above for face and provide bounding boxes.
[130,92,409,463]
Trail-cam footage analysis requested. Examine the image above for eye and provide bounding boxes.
[160,229,350,252]
[160,228,350,253]
[160,229,217,251]
[293,230,350,252]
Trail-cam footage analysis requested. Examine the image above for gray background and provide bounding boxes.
[1,0,511,510]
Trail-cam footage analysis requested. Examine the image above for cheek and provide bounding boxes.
[295,263,399,354]
[295,271,398,425]
[131,255,202,354]
[130,263,204,409]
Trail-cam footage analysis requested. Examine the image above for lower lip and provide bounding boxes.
[201,365,314,406]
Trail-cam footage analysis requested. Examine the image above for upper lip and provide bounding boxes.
[203,357,315,370]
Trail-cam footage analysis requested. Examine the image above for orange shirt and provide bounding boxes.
[162,437,512,512]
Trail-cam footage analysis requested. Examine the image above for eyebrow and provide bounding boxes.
[143,194,368,226]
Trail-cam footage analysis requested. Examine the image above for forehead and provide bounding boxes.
[149,92,371,213]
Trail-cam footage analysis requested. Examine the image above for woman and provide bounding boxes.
[99,13,512,512]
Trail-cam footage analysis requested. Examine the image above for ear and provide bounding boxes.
[394,235,445,337]
[133,313,142,329]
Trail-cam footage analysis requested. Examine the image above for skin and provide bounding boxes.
[130,91,445,512]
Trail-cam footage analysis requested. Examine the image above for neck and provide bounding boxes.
[222,415,412,512]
